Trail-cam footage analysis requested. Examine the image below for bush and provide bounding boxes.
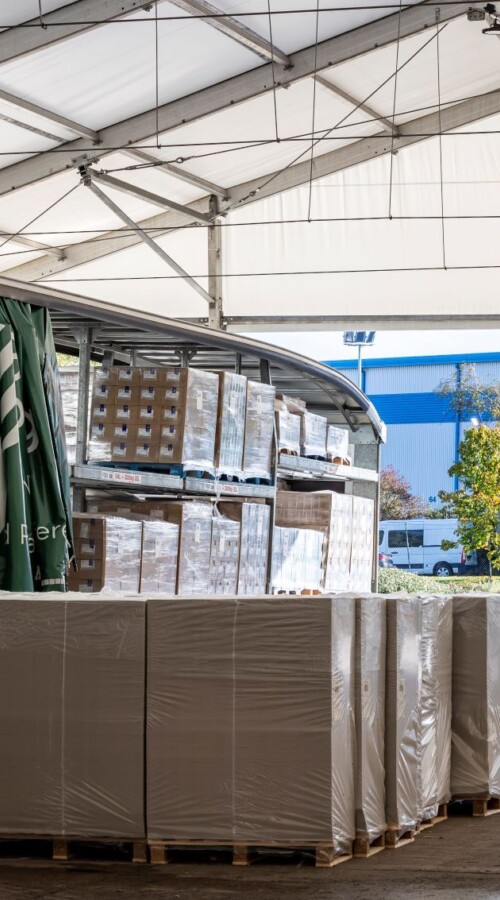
[378,568,425,593]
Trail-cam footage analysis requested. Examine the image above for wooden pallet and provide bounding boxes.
[353,832,386,858]
[148,839,352,868]
[451,796,500,817]
[0,835,147,863]
[419,803,448,831]
[385,827,417,850]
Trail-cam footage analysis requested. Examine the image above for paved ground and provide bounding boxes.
[0,810,499,900]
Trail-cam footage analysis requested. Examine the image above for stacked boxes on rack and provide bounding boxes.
[89,366,219,471]
[68,514,143,593]
[88,366,276,479]
[273,490,374,593]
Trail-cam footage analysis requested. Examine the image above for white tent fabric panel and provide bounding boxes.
[0,1,263,131]
[0,1,71,29]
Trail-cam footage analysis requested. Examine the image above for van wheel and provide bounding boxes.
[433,562,453,577]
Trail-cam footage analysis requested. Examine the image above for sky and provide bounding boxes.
[248,330,500,363]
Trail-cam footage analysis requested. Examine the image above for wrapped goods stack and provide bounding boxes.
[68,514,142,593]
[242,381,276,481]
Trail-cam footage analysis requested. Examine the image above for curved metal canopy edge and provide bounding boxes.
[0,276,386,442]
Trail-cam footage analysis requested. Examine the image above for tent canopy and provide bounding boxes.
[0,1,496,329]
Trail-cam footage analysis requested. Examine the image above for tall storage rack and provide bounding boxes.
[12,284,385,592]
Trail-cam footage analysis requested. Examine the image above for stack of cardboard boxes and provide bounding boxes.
[68,514,143,593]
[89,366,219,471]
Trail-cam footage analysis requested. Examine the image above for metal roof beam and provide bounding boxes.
[84,171,213,307]
[0,88,99,142]
[0,0,477,197]
[91,169,212,224]
[5,85,499,284]
[122,149,228,199]
[314,74,398,136]
[168,0,290,66]
[0,0,154,64]
[0,231,64,259]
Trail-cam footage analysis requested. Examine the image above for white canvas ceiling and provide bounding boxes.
[0,0,497,330]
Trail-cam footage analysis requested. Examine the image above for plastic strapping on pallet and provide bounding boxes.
[146,595,356,853]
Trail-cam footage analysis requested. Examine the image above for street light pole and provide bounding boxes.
[357,344,362,389]
[343,331,376,390]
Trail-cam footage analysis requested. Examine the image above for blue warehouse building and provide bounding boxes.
[324,353,500,506]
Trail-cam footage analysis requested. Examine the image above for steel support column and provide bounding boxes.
[73,327,92,511]
[207,196,223,329]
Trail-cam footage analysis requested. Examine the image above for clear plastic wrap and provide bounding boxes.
[140,520,179,594]
[300,411,327,458]
[418,595,453,820]
[276,407,301,455]
[271,526,324,592]
[163,501,213,595]
[214,372,247,478]
[0,595,146,838]
[218,501,270,595]
[68,514,142,593]
[350,496,375,593]
[451,595,500,798]
[146,595,355,853]
[327,493,354,591]
[175,368,219,472]
[327,425,350,462]
[242,381,276,481]
[209,514,241,594]
[355,594,387,840]
[385,595,421,836]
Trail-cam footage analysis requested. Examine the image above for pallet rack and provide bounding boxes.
[7,281,385,591]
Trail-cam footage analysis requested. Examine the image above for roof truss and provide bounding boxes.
[0,0,478,198]
[5,85,500,283]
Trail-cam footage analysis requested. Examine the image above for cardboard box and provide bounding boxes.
[69,514,142,593]
[221,501,270,595]
[163,502,213,595]
[242,381,275,481]
[300,411,327,458]
[327,425,350,461]
[276,408,301,455]
[214,372,246,477]
[419,595,452,820]
[140,520,179,594]
[0,595,146,837]
[110,440,159,464]
[271,526,324,592]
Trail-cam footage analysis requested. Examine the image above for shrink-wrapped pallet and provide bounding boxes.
[220,501,270,595]
[385,595,421,838]
[146,595,356,857]
[209,515,241,594]
[276,405,301,455]
[350,496,375,593]
[242,381,275,481]
[300,411,327,458]
[147,597,236,840]
[163,502,213,595]
[234,595,356,852]
[327,425,350,462]
[68,514,142,593]
[355,595,387,841]
[418,595,453,820]
[140,520,179,594]
[214,372,247,478]
[0,596,146,838]
[271,526,324,592]
[451,595,500,799]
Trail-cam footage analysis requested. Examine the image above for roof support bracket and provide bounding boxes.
[78,161,213,307]
[207,195,224,329]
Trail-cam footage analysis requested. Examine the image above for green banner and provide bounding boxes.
[0,299,72,591]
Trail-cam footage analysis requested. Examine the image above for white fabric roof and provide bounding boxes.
[0,0,497,330]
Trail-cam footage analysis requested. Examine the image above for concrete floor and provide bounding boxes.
[0,811,499,900]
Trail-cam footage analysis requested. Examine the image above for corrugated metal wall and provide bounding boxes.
[381,423,456,501]
[365,363,456,394]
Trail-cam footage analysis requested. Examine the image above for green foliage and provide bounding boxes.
[439,424,500,571]
[380,465,434,520]
[378,567,425,592]
[436,362,500,421]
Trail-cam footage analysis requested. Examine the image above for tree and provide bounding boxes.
[439,424,500,574]
[436,362,500,421]
[380,466,433,520]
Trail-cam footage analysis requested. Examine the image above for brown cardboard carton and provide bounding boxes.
[70,514,142,592]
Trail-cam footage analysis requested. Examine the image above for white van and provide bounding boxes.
[378,519,462,577]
